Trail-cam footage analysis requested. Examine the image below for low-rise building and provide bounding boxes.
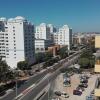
[35,39,53,53]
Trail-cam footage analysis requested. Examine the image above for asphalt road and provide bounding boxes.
[20,54,80,100]
[41,92,48,100]
[0,70,48,100]
[1,49,84,100]
[20,69,59,100]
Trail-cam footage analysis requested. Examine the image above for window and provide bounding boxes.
[41,48,44,51]
[36,48,39,50]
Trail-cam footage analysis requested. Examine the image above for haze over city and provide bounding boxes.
[0,0,100,32]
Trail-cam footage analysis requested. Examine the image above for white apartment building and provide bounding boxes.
[35,23,51,40]
[35,39,53,53]
[53,25,72,50]
[0,16,35,68]
[47,24,56,33]
[35,23,54,53]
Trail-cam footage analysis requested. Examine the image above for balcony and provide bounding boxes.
[95,77,100,97]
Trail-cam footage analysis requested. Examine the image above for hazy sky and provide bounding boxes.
[0,0,100,32]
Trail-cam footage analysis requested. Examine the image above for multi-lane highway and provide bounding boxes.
[1,70,48,100]
[1,49,84,100]
[19,52,81,100]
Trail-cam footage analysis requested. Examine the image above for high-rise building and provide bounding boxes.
[35,23,54,53]
[47,24,57,33]
[35,23,50,40]
[94,35,100,99]
[53,25,72,50]
[0,16,35,68]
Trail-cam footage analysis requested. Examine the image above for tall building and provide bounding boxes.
[94,35,100,99]
[35,23,54,53]
[53,25,72,50]
[47,24,57,33]
[35,23,50,40]
[0,16,35,68]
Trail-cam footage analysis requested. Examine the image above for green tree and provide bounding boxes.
[58,46,68,59]
[35,52,45,63]
[44,52,53,61]
[17,61,29,70]
[79,58,90,68]
[0,58,12,83]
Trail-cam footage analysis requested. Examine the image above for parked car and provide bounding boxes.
[76,86,84,91]
[55,91,62,96]
[61,92,69,98]
[73,90,82,95]
[79,83,88,88]
[80,79,88,83]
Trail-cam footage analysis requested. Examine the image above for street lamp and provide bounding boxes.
[15,77,18,97]
[47,78,49,100]
[15,69,19,97]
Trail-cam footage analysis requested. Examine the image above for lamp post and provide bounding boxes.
[47,78,49,100]
[15,69,19,98]
[15,77,18,97]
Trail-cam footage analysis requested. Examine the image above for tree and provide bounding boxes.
[57,46,68,59]
[44,52,53,61]
[79,58,90,68]
[17,61,29,70]
[35,52,45,63]
[0,59,12,83]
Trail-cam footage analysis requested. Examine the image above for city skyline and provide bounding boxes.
[0,0,100,32]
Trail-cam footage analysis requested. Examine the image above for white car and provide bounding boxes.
[61,92,69,98]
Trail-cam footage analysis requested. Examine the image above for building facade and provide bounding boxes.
[95,35,100,99]
[53,25,72,50]
[0,16,35,68]
[35,39,53,53]
[35,23,54,53]
[35,23,51,40]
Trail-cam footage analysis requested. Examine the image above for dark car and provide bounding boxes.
[55,91,62,96]
[79,83,88,88]
[73,90,82,95]
[76,86,84,91]
[80,79,88,83]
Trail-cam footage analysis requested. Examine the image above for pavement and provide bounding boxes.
[53,73,97,100]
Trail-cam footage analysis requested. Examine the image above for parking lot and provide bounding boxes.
[53,72,97,100]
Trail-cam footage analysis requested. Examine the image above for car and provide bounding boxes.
[76,86,84,91]
[73,90,82,95]
[61,92,69,98]
[80,79,88,83]
[54,91,62,96]
[79,83,88,88]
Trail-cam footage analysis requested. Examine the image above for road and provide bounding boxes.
[20,54,80,100]
[1,49,84,100]
[0,70,48,100]
[41,92,48,100]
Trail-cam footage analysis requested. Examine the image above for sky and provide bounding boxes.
[0,0,100,32]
